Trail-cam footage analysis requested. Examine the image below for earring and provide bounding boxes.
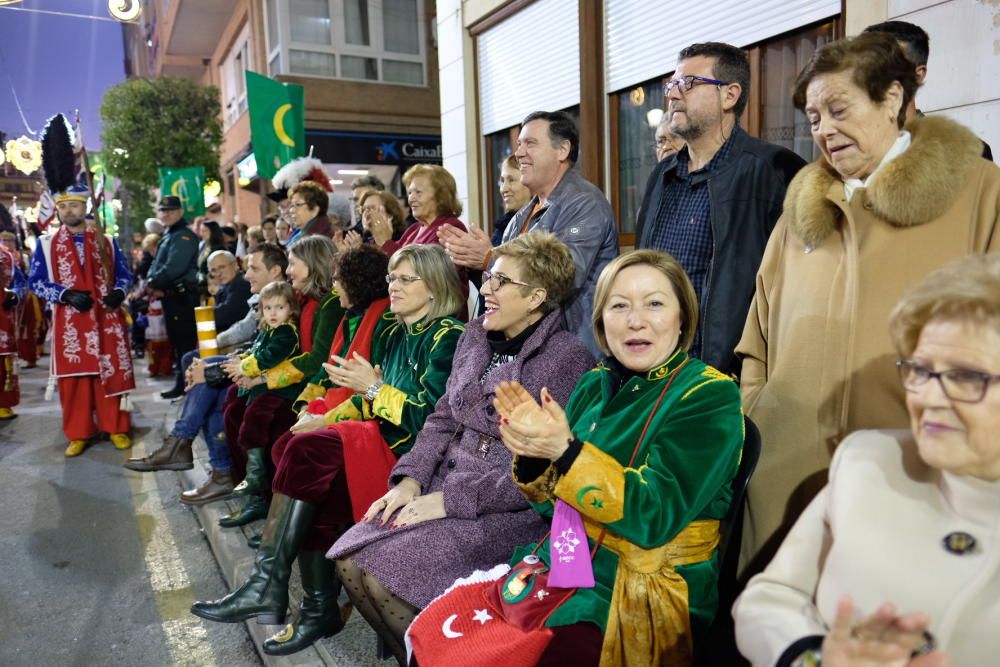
[429,295,435,300]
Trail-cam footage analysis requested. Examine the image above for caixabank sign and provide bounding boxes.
[305,130,442,166]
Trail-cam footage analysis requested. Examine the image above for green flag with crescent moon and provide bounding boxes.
[158,166,206,219]
[246,71,305,179]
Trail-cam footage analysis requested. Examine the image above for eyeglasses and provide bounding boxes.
[896,359,1000,403]
[483,270,533,292]
[289,201,309,209]
[386,273,423,285]
[663,75,728,96]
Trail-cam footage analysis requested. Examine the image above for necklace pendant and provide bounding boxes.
[478,436,491,458]
[942,531,977,555]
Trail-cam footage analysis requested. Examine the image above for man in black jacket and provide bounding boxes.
[207,250,251,333]
[636,42,805,377]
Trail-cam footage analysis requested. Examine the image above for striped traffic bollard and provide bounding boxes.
[194,306,219,358]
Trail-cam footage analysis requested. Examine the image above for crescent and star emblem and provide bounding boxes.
[575,485,605,510]
[273,103,296,147]
[441,613,462,638]
[441,609,494,639]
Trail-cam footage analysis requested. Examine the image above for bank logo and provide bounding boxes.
[376,142,399,161]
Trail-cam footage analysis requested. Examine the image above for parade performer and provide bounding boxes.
[1,231,42,368]
[0,240,22,420]
[29,114,134,456]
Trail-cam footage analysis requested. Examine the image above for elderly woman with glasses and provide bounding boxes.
[734,254,1000,667]
[736,33,1000,574]
[329,232,594,665]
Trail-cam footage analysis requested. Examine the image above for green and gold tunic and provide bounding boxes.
[293,307,396,412]
[326,315,463,453]
[265,290,345,392]
[238,322,300,402]
[512,349,743,666]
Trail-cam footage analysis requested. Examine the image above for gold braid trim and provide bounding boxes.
[512,457,559,504]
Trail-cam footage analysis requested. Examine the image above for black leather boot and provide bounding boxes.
[189,494,314,624]
[218,495,269,528]
[247,532,262,549]
[231,447,267,497]
[263,551,349,655]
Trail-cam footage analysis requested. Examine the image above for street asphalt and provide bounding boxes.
[0,361,261,667]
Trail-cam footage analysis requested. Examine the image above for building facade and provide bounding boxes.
[438,0,999,237]
[123,0,444,226]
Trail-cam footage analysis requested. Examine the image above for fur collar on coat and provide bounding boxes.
[783,115,984,247]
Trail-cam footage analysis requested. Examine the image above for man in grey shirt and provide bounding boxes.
[442,111,618,356]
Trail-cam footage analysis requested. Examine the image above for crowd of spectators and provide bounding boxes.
[33,23,995,666]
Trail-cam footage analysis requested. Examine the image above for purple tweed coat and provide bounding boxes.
[327,308,595,608]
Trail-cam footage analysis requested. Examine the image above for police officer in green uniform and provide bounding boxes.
[147,196,200,399]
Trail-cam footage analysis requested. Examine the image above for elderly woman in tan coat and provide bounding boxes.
[734,254,1000,667]
[736,32,1000,574]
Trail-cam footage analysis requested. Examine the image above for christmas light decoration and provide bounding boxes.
[5,136,42,175]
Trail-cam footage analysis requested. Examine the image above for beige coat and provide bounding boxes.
[733,430,1000,667]
[736,115,1000,572]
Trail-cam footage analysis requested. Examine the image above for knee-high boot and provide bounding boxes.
[190,493,314,624]
[262,550,349,655]
[231,447,266,497]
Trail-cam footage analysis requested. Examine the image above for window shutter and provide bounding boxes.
[605,0,839,93]
[477,0,580,135]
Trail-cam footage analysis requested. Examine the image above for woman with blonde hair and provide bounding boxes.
[220,235,345,510]
[191,244,465,658]
[735,254,1000,666]
[410,249,744,666]
[377,164,465,257]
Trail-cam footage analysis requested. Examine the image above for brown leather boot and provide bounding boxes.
[180,469,235,505]
[122,435,194,472]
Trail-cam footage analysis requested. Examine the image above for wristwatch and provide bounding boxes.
[365,380,384,402]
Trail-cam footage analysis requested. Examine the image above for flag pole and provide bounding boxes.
[73,109,113,289]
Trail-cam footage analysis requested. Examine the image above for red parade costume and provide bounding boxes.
[35,225,134,440]
[0,245,20,412]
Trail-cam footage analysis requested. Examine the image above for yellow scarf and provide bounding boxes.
[585,518,721,666]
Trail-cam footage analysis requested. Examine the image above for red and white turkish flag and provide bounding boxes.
[408,565,553,667]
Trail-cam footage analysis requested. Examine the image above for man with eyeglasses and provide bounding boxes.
[635,42,806,377]
[157,250,253,400]
[654,115,685,162]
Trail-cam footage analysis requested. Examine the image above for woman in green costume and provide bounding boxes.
[494,249,744,666]
[191,244,466,656]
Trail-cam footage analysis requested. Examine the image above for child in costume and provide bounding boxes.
[231,280,301,488]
